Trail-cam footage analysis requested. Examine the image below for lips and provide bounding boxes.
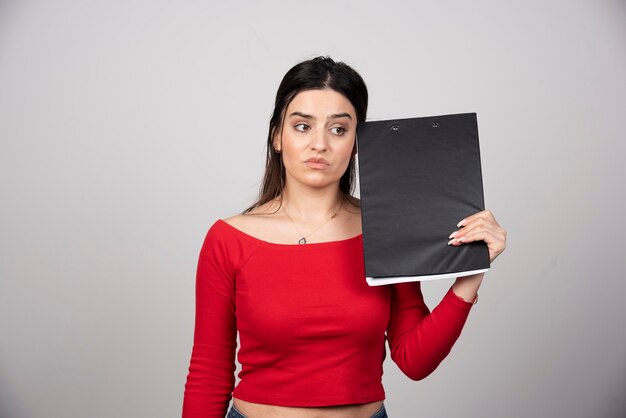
[304,157,330,169]
[305,157,329,165]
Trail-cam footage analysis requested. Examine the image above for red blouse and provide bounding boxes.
[182,220,474,418]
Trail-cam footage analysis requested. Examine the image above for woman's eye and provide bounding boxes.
[294,123,309,132]
[330,127,346,135]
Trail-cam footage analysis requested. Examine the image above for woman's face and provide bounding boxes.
[274,89,357,192]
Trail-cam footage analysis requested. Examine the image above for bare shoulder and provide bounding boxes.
[222,201,281,237]
[223,196,362,242]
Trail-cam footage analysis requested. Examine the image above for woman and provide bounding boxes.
[183,56,506,418]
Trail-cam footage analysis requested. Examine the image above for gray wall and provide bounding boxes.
[1,1,625,417]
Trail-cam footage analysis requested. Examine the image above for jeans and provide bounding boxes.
[226,404,388,418]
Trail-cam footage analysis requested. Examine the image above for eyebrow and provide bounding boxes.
[288,111,353,120]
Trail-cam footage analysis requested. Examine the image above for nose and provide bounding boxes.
[311,129,328,152]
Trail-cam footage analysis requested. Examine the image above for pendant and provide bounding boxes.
[298,237,307,245]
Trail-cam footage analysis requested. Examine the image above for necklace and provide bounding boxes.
[282,200,342,244]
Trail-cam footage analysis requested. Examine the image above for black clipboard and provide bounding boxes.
[356,113,490,286]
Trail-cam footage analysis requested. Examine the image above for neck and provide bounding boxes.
[280,183,344,223]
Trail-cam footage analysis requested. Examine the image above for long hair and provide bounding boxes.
[244,56,368,213]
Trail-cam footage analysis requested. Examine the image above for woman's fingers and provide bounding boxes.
[449,229,506,262]
[449,210,504,241]
[448,209,507,262]
[449,221,505,243]
[456,209,498,228]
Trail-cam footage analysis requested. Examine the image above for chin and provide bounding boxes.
[284,166,346,190]
[297,174,342,189]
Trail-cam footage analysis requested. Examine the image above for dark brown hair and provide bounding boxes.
[244,56,368,213]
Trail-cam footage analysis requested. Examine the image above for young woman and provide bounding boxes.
[182,56,506,418]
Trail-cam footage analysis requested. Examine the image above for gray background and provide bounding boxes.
[1,0,625,417]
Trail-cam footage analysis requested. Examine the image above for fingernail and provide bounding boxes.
[457,220,465,228]
[447,238,457,245]
[449,231,458,239]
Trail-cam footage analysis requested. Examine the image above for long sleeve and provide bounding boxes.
[183,226,238,418]
[387,282,473,381]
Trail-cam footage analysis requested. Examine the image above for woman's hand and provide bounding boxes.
[449,209,506,302]
[448,209,507,263]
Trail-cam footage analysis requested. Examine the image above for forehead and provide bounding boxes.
[286,89,356,118]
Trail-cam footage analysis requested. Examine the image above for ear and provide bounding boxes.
[272,128,281,153]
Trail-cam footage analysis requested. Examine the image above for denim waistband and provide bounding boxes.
[226,404,387,418]
[226,405,246,418]
[371,404,388,418]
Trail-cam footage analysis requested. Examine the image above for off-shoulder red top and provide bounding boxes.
[182,220,474,418]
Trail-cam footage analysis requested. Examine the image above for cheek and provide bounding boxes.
[333,143,355,173]
[338,139,356,160]
[281,139,302,159]
[279,140,306,172]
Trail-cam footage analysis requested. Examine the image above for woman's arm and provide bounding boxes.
[183,225,238,418]
[388,209,506,380]
[387,282,474,381]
